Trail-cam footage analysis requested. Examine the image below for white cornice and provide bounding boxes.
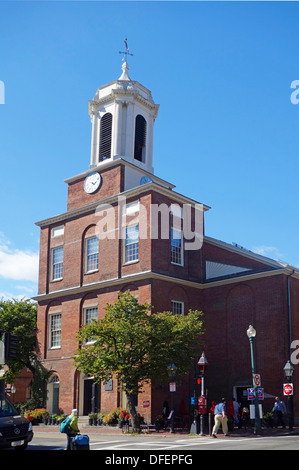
[64,158,174,188]
[35,171,210,227]
[33,267,294,302]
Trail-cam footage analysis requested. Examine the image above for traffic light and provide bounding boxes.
[5,333,19,360]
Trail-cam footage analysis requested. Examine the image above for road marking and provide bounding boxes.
[90,440,123,446]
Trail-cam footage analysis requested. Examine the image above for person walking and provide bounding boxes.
[232,398,240,425]
[272,397,286,428]
[66,409,80,450]
[211,398,228,438]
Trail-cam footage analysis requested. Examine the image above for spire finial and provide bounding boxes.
[119,37,133,64]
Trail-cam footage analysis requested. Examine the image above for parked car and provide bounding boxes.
[0,397,33,450]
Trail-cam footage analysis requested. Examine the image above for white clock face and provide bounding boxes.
[84,172,101,194]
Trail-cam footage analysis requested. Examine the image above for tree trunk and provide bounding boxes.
[126,392,140,433]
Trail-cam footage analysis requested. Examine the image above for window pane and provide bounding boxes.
[86,237,99,271]
[171,301,184,315]
[52,247,63,280]
[50,314,61,348]
[125,225,139,262]
[171,228,182,265]
[84,307,98,325]
[84,307,98,343]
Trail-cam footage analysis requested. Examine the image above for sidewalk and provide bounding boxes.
[32,423,299,438]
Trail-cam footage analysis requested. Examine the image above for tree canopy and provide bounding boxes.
[0,298,51,407]
[73,291,205,431]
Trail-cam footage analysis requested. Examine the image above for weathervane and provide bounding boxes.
[119,38,133,62]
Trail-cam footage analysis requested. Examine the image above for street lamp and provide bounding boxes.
[246,325,262,435]
[197,352,208,436]
[168,361,177,433]
[283,360,294,431]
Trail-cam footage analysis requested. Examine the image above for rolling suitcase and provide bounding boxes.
[71,434,90,450]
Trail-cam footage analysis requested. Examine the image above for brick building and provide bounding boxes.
[34,59,298,423]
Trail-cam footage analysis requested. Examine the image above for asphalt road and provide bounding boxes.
[6,431,299,452]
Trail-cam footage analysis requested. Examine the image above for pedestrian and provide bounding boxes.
[211,398,228,438]
[66,409,80,450]
[271,396,286,428]
[240,407,250,429]
[232,398,240,425]
[210,400,217,417]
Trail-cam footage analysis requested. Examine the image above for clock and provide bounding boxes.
[140,175,153,185]
[84,172,102,194]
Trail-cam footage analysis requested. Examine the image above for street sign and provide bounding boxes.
[143,400,150,408]
[253,373,261,387]
[283,383,293,396]
[169,382,176,392]
[248,388,264,400]
[191,397,196,405]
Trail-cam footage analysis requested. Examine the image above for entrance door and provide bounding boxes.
[83,378,101,415]
[52,383,59,415]
[235,385,251,409]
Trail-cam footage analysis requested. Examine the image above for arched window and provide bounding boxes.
[134,115,146,162]
[99,113,112,161]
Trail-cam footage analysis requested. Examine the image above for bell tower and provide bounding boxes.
[88,48,159,177]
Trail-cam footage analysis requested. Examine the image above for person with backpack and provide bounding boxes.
[61,409,80,450]
[211,398,228,438]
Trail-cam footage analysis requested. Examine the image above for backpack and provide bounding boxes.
[60,415,72,433]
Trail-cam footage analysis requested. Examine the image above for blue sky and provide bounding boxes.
[0,1,299,300]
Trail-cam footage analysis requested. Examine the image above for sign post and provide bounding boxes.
[143,400,150,429]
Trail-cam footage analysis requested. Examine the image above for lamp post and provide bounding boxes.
[197,352,208,436]
[283,360,294,431]
[168,361,177,433]
[247,325,262,435]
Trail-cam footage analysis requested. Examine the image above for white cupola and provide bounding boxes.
[88,59,159,176]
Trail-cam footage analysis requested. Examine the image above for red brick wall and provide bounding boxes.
[36,162,298,420]
[67,164,124,211]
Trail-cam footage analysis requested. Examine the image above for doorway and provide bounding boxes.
[47,375,60,415]
[83,377,101,415]
[234,385,251,409]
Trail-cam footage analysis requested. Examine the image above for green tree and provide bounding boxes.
[0,298,52,408]
[74,291,204,432]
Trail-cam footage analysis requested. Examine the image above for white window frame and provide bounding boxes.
[51,225,64,238]
[85,236,99,273]
[49,313,61,349]
[51,246,63,280]
[170,228,184,266]
[124,224,139,264]
[171,301,184,316]
[125,200,139,216]
[83,306,98,344]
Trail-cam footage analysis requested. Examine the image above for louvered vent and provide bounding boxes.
[134,115,146,162]
[99,113,112,162]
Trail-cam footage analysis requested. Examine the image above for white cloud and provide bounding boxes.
[252,245,284,261]
[0,234,39,283]
[0,291,30,301]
